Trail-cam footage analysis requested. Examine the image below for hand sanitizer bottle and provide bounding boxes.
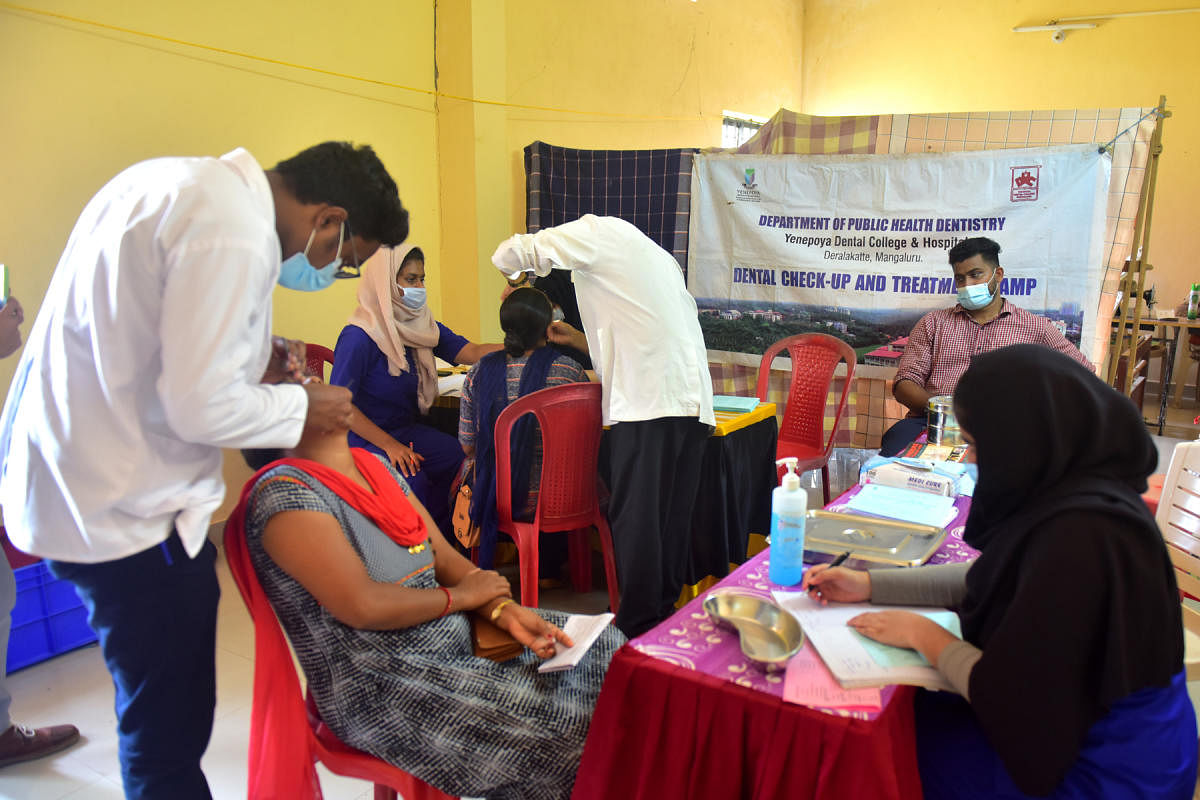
[769,457,808,586]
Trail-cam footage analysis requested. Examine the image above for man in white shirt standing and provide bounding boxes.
[492,214,715,637]
[0,142,409,799]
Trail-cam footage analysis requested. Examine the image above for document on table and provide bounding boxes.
[772,591,960,691]
[782,640,883,711]
[844,483,958,528]
[538,613,615,673]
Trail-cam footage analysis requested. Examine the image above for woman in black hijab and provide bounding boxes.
[803,344,1197,798]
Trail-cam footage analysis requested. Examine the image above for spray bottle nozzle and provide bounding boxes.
[775,457,801,491]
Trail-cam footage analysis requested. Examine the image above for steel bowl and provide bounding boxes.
[702,591,804,667]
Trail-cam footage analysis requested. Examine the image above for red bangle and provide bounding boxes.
[437,586,453,618]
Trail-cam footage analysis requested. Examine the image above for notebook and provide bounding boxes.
[772,590,960,690]
[537,613,615,673]
[712,395,761,414]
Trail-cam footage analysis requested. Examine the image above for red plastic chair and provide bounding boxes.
[223,532,454,800]
[304,692,452,800]
[305,343,335,382]
[494,382,620,612]
[756,333,857,505]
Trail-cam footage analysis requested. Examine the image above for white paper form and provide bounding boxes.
[538,613,615,673]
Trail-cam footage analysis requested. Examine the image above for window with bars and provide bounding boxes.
[721,116,764,148]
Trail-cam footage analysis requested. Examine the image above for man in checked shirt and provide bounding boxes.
[879,237,1093,456]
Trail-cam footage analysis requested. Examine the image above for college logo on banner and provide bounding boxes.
[1011,166,1040,202]
[735,167,762,203]
[687,145,1110,362]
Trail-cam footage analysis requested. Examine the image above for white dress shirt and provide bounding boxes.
[492,215,714,427]
[0,149,307,562]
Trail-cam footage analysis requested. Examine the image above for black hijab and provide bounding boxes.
[952,344,1182,795]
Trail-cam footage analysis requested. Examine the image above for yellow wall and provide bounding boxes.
[801,0,1200,305]
[0,0,805,521]
[0,0,440,386]
[434,0,806,341]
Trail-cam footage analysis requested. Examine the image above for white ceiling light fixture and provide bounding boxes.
[1012,22,1097,43]
[1013,7,1200,42]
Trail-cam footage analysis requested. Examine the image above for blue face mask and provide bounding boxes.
[956,269,998,311]
[278,223,344,292]
[399,287,427,310]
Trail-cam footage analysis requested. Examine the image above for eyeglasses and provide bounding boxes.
[334,225,361,279]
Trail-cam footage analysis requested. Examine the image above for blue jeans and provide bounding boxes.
[50,532,218,800]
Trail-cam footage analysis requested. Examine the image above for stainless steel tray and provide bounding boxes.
[802,510,946,567]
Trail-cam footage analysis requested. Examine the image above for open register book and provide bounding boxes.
[773,591,961,691]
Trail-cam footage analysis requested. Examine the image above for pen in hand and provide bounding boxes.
[806,551,852,597]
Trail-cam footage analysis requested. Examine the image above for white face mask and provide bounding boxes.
[399,287,427,310]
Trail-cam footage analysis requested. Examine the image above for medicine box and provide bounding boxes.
[7,561,97,672]
[859,459,960,497]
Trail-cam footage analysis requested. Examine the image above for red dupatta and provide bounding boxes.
[223,449,429,799]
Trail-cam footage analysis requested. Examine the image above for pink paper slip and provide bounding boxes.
[783,644,883,712]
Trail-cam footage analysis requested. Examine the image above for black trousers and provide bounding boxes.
[607,417,710,638]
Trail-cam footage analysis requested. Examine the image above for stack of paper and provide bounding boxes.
[538,613,615,673]
[844,483,958,528]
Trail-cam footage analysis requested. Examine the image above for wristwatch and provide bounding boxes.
[506,274,531,289]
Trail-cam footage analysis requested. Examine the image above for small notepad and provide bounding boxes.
[537,613,615,673]
[712,395,761,414]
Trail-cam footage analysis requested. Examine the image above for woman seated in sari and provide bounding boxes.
[457,286,589,574]
[803,344,1197,799]
[227,396,624,800]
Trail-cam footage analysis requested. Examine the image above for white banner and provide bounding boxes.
[688,146,1110,362]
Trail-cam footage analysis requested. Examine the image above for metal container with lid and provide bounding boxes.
[926,394,962,445]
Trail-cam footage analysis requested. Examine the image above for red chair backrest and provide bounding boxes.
[755,333,856,453]
[494,382,603,532]
[305,343,335,382]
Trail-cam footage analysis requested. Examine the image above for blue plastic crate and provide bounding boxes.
[7,562,97,672]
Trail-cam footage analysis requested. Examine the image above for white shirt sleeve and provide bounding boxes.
[491,215,606,278]
[157,239,306,449]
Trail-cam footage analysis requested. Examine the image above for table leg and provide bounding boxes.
[1172,328,1192,408]
[1157,327,1179,434]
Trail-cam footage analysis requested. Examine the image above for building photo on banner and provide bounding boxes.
[687,146,1111,367]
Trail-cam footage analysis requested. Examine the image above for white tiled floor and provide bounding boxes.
[0,546,609,800]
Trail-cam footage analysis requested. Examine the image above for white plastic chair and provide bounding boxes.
[1153,440,1200,680]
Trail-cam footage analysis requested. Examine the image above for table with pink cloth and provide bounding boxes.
[572,485,978,800]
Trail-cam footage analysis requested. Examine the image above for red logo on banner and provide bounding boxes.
[1011,166,1040,202]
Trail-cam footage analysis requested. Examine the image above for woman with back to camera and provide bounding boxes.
[330,246,500,533]
[803,344,1197,799]
[458,286,589,575]
[226,382,623,799]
